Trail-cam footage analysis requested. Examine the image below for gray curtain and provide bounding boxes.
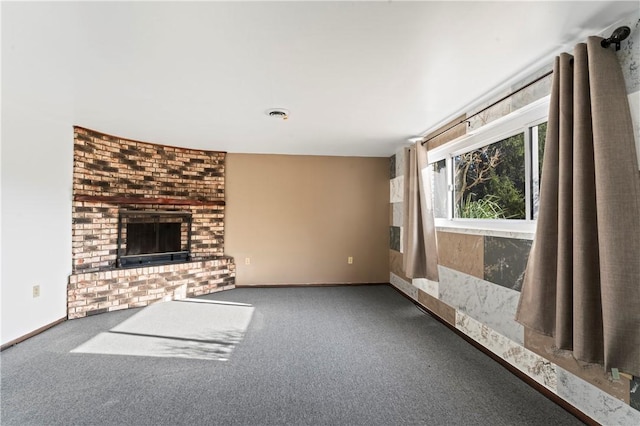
[403,143,439,281]
[516,37,640,376]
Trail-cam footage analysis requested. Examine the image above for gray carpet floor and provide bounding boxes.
[71,298,255,361]
[1,285,583,425]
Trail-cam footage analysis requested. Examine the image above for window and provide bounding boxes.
[426,96,549,233]
[431,159,448,218]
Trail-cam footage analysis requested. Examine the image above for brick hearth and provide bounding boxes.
[68,127,235,319]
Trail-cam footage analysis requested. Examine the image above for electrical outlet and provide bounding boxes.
[347,256,353,264]
[33,285,40,298]
[245,257,251,265]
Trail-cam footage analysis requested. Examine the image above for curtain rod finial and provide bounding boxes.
[601,26,631,51]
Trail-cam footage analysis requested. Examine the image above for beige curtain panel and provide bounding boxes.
[516,37,640,376]
[402,143,439,281]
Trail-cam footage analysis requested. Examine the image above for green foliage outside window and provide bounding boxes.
[454,133,526,219]
[458,194,506,219]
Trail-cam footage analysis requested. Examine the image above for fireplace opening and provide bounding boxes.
[117,210,192,267]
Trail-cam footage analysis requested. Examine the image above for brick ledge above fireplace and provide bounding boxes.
[74,195,226,206]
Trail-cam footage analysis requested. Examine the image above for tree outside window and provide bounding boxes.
[454,133,526,219]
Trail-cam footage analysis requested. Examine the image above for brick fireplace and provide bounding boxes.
[68,127,235,319]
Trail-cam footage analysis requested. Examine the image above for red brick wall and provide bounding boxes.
[72,202,224,273]
[73,127,224,200]
[68,258,235,319]
[68,127,234,318]
[71,127,227,271]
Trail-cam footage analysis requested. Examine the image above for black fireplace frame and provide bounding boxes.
[116,209,192,268]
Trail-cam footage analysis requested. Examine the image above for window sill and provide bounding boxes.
[435,219,535,240]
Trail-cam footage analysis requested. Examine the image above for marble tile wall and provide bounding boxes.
[425,115,467,151]
[412,278,438,299]
[557,368,640,425]
[394,146,405,178]
[417,289,455,325]
[438,265,524,345]
[389,147,406,253]
[467,68,554,131]
[389,226,401,252]
[630,91,640,170]
[389,154,396,179]
[614,17,639,95]
[391,203,403,227]
[456,312,556,391]
[467,94,513,131]
[390,175,403,203]
[524,327,630,402]
[389,252,640,423]
[602,16,640,171]
[483,236,531,291]
[510,68,553,111]
[435,227,534,240]
[436,231,483,278]
[389,249,410,282]
[632,376,640,411]
[388,146,409,296]
[390,272,418,301]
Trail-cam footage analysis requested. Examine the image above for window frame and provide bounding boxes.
[427,95,550,235]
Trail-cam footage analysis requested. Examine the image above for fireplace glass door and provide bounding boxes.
[117,210,192,267]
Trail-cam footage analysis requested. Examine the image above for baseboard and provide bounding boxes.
[235,282,388,288]
[387,283,597,426]
[1,317,67,351]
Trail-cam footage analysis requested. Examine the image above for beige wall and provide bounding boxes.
[226,154,389,285]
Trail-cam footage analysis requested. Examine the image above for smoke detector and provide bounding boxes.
[266,108,289,120]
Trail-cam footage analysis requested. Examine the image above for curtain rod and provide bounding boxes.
[421,25,632,146]
[420,69,553,146]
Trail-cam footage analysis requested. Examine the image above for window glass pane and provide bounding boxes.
[454,133,526,219]
[431,159,448,218]
[538,121,547,175]
[531,122,547,219]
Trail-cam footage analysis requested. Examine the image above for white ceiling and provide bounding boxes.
[3,1,639,157]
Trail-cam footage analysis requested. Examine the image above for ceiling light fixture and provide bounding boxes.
[266,108,289,120]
